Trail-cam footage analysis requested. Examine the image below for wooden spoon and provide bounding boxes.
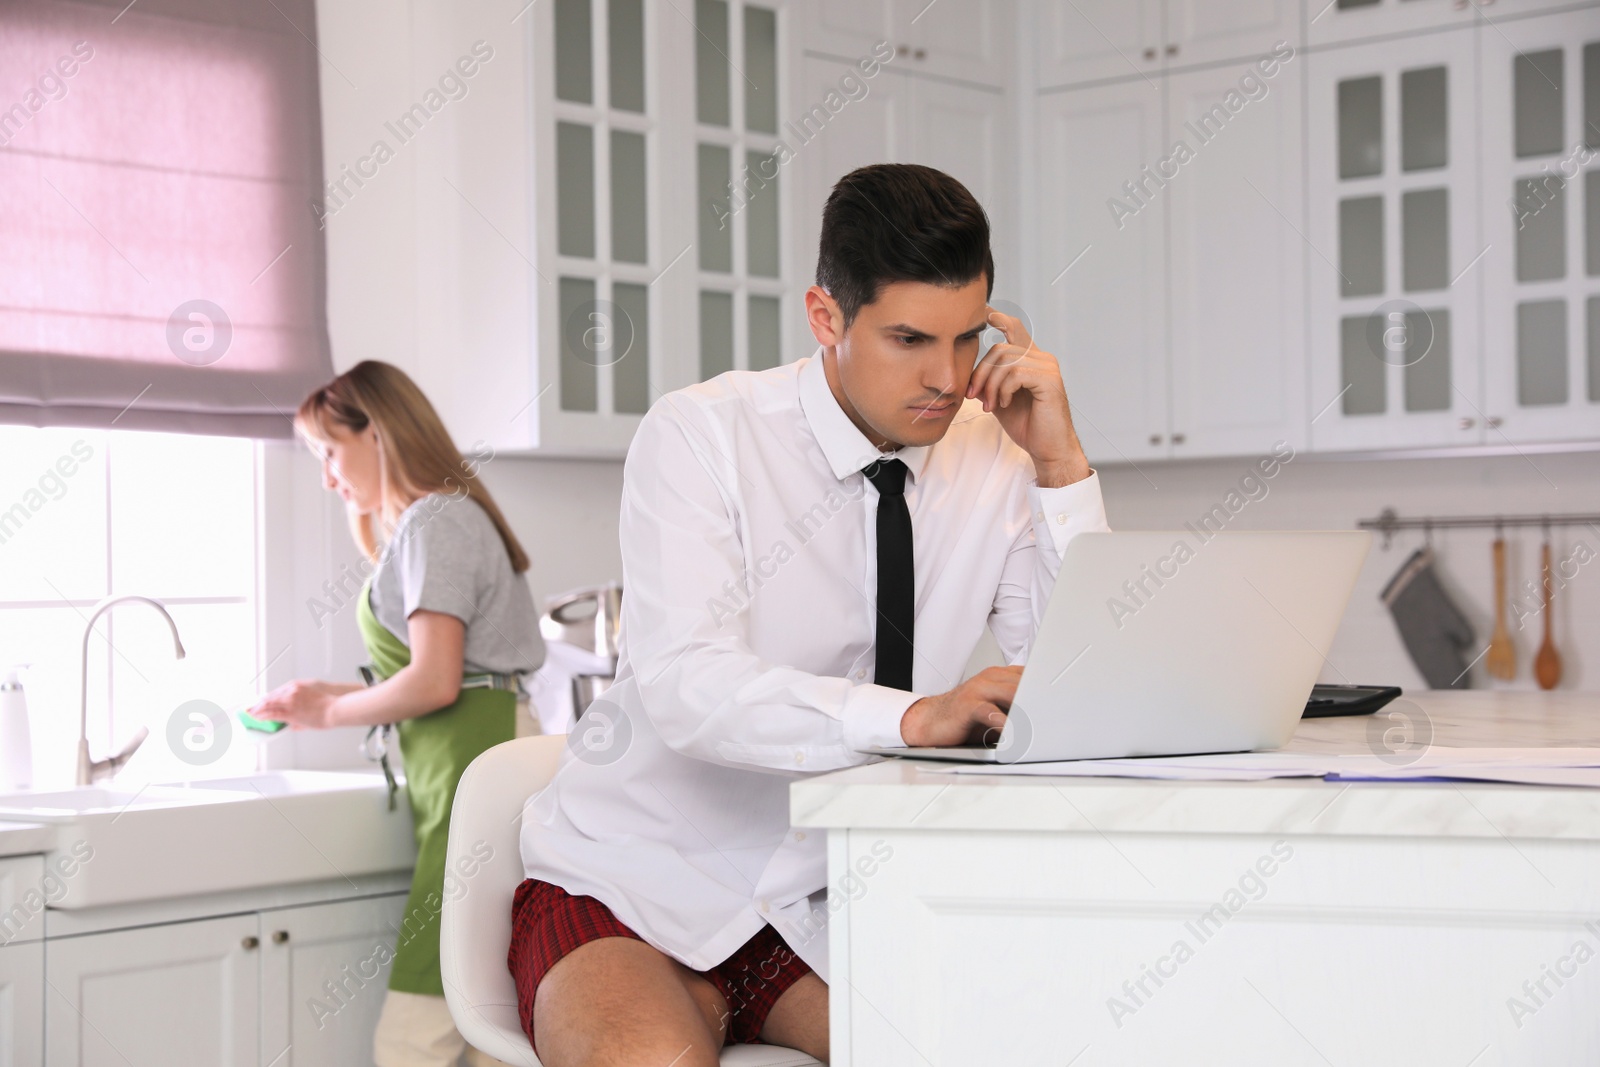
[1534,539,1562,690]
[1485,538,1516,681]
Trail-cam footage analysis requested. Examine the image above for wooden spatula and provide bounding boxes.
[1534,539,1562,690]
[1485,538,1516,681]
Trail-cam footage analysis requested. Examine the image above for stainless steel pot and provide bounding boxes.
[538,582,622,718]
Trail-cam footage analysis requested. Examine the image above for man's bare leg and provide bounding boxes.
[532,937,730,1067]
[759,973,829,1063]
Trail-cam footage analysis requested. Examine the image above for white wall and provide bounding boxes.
[1097,449,1597,693]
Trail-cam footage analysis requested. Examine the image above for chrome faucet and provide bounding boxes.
[78,596,186,786]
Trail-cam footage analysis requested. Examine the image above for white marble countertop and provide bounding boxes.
[0,819,54,858]
[791,691,1600,840]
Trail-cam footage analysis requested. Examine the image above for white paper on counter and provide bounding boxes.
[904,746,1600,783]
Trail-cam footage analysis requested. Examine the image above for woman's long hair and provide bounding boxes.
[294,360,530,573]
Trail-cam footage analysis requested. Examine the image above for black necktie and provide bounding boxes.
[862,456,914,690]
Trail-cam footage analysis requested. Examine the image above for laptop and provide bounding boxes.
[866,530,1371,764]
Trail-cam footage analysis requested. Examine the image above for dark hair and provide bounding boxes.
[815,163,994,331]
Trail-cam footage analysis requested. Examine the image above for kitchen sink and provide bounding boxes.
[0,771,417,909]
[0,785,249,819]
[153,770,387,797]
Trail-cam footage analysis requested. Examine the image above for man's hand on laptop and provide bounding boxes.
[899,665,1023,747]
[968,308,1090,490]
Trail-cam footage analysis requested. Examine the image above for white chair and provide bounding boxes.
[440,735,823,1067]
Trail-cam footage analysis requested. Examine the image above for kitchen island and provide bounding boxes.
[792,691,1600,1066]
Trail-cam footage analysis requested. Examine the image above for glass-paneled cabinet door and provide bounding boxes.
[533,0,661,455]
[1306,24,1483,451]
[1480,9,1600,443]
[693,0,789,382]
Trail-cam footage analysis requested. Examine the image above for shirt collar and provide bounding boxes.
[798,347,931,485]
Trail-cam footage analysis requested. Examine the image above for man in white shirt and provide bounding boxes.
[510,163,1109,1066]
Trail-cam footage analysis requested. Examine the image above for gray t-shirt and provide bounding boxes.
[369,493,544,675]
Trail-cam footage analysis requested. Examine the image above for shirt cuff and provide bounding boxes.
[1027,467,1108,559]
[841,682,922,751]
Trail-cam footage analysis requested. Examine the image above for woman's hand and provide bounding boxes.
[248,679,348,730]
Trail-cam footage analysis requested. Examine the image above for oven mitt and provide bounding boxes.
[1379,546,1475,689]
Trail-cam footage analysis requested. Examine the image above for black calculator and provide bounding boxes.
[1302,684,1403,718]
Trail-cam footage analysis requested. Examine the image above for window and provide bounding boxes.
[0,426,260,789]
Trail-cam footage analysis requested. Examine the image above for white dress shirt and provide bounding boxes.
[519,349,1110,982]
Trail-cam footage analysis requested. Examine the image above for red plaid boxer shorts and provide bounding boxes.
[507,877,814,1056]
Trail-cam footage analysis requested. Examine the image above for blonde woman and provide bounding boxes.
[249,360,542,1067]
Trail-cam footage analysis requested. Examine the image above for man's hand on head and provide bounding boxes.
[967,309,1091,489]
[899,665,1024,747]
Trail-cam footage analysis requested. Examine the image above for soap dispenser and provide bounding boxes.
[0,666,32,792]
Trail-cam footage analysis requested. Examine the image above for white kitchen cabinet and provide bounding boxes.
[1165,0,1302,70]
[43,892,411,1067]
[1034,0,1166,87]
[260,894,409,1067]
[0,940,43,1067]
[1033,80,1171,463]
[46,913,261,1066]
[1306,24,1484,451]
[0,855,45,945]
[1166,55,1307,458]
[1307,0,1586,47]
[1306,0,1476,47]
[1479,8,1600,443]
[803,0,1010,87]
[1034,0,1298,89]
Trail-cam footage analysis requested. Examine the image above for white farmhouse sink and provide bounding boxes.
[0,771,418,909]
[0,785,246,818]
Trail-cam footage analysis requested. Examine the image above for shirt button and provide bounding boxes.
[761,900,771,913]
[855,669,866,680]
[794,831,806,842]
[1056,514,1067,525]
[1035,510,1045,522]
[794,751,806,765]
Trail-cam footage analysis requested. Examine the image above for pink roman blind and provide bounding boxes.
[0,0,333,438]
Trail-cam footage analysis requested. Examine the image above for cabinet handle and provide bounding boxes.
[1166,44,1178,56]
[241,936,259,950]
[272,930,290,944]
[1171,433,1187,445]
[1486,416,1503,429]
[1458,416,1476,430]
[1149,434,1163,446]
[1143,47,1157,61]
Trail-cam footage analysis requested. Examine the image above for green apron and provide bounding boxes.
[357,580,516,996]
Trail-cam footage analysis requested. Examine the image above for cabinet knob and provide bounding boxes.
[896,44,909,56]
[1171,433,1187,445]
[1486,416,1503,429]
[1149,434,1163,446]
[241,936,259,950]
[1166,44,1178,56]
[1143,47,1157,61]
[913,48,926,61]
[1458,416,1476,430]
[272,930,290,944]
